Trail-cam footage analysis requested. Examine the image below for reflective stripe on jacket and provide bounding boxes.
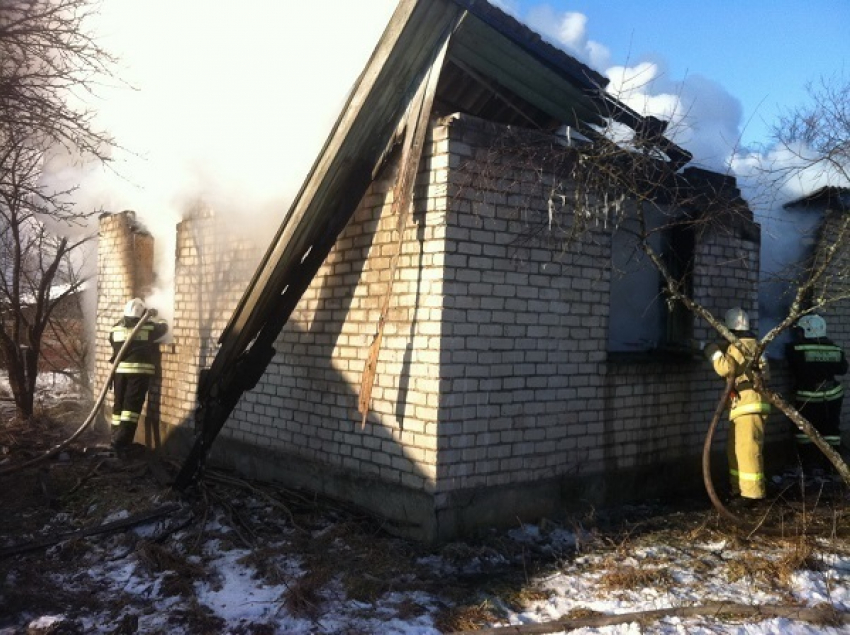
[795,383,844,403]
[786,338,848,399]
[795,432,841,447]
[730,400,771,420]
[792,343,845,365]
[109,318,168,376]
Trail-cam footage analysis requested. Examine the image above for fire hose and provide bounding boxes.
[0,310,153,477]
[702,375,793,536]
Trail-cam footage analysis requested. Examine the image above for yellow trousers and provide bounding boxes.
[727,412,766,499]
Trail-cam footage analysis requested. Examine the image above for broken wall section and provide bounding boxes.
[95,212,155,426]
[96,209,262,449]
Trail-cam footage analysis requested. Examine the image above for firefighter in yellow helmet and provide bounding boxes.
[108,298,168,457]
[785,314,848,473]
[704,308,771,505]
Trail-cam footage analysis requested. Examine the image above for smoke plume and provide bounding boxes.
[44,0,398,319]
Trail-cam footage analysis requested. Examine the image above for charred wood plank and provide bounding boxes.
[359,21,451,427]
[0,503,182,559]
[173,2,465,490]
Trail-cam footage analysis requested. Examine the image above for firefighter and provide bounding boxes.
[109,298,168,456]
[785,314,848,473]
[704,307,771,505]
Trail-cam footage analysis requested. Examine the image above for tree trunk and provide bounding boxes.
[762,385,850,487]
[6,353,33,420]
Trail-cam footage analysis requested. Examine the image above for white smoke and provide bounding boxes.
[501,2,850,349]
[43,0,398,318]
[605,63,745,170]
[522,6,612,73]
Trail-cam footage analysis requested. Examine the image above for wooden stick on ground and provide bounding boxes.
[0,503,182,559]
[452,602,850,635]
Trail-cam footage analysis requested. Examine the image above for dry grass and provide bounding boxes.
[168,599,226,633]
[598,562,675,591]
[4,409,850,634]
[502,585,551,610]
[725,547,802,589]
[135,539,208,594]
[236,546,290,585]
[282,568,330,619]
[561,606,606,620]
[777,539,819,577]
[434,600,500,633]
[392,596,429,620]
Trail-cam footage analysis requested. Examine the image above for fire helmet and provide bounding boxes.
[123,298,146,319]
[724,307,749,331]
[797,314,827,338]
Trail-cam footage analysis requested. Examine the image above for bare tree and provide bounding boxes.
[0,0,113,420]
[579,119,850,485]
[0,130,93,419]
[759,74,850,480]
[773,73,850,184]
[455,85,850,486]
[1,0,115,159]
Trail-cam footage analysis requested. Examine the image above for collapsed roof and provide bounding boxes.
[784,186,850,211]
[175,0,693,486]
[217,0,690,371]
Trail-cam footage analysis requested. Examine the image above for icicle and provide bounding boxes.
[601,191,609,228]
[547,195,554,231]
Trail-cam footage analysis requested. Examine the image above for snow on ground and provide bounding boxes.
[0,371,82,404]
[5,492,850,634]
[2,372,850,633]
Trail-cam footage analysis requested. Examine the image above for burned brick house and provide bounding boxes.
[94,0,789,541]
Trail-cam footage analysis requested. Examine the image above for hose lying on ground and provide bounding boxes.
[702,375,800,537]
[0,310,152,477]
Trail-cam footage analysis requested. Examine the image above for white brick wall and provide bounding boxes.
[97,113,772,539]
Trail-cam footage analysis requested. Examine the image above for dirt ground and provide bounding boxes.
[3,401,850,634]
[0,403,575,633]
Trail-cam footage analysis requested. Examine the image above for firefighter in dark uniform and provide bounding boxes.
[705,307,771,504]
[109,298,168,455]
[785,314,848,472]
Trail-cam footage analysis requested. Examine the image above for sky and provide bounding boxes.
[61,0,849,228]
[43,0,850,324]
[499,0,850,153]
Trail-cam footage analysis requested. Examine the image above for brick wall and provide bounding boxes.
[218,114,774,538]
[95,212,151,419]
[98,115,782,541]
[224,149,444,497]
[96,209,262,446]
[433,115,775,516]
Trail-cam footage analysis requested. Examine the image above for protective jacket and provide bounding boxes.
[707,333,771,421]
[109,316,169,374]
[786,335,848,459]
[786,337,848,405]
